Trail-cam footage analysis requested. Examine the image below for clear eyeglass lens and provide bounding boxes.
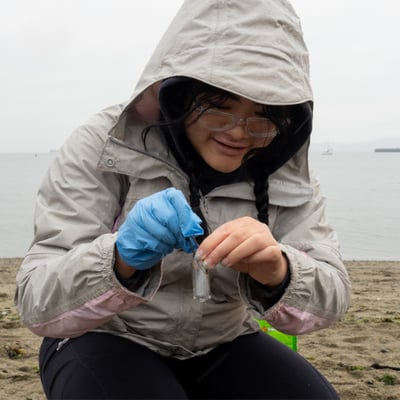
[199,109,277,139]
[201,111,234,131]
[247,119,278,138]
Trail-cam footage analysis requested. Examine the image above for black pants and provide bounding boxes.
[39,332,339,399]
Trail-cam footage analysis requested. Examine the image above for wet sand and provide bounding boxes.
[1,258,399,400]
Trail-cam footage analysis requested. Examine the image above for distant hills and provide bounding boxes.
[310,137,400,153]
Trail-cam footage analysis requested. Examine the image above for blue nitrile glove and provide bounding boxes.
[116,188,204,270]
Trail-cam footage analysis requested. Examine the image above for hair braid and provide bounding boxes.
[248,159,270,225]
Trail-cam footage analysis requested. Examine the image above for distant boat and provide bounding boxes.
[322,146,333,155]
[374,148,400,153]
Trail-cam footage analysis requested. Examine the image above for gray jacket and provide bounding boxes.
[16,0,350,359]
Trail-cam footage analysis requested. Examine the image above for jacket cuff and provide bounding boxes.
[246,267,291,310]
[113,267,151,291]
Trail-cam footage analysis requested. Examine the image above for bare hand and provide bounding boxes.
[196,217,287,286]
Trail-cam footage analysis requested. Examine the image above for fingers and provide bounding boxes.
[137,188,203,250]
[230,242,283,267]
[196,217,287,286]
[196,217,277,268]
[134,200,177,245]
[165,188,203,237]
[117,188,204,269]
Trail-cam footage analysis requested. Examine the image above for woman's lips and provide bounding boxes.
[213,138,249,156]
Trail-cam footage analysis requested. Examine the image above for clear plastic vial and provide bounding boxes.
[192,257,211,302]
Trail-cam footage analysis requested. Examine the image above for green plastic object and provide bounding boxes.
[257,319,298,351]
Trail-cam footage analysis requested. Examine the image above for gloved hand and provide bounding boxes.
[116,188,204,270]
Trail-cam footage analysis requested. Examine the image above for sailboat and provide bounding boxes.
[322,145,333,155]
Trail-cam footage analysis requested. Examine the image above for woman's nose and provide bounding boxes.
[228,119,248,138]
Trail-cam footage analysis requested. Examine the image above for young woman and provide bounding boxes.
[16,1,350,398]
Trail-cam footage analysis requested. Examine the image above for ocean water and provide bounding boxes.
[0,152,399,260]
[309,151,400,261]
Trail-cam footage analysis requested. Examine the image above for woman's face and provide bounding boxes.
[185,96,275,173]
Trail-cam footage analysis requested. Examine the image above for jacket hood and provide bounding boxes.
[121,0,312,123]
[112,0,313,181]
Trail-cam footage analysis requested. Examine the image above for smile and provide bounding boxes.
[213,138,248,156]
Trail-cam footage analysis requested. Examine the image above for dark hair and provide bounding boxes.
[143,77,313,240]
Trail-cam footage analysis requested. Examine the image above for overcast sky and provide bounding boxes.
[2,0,400,153]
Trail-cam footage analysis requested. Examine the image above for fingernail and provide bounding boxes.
[222,258,231,267]
[195,249,203,261]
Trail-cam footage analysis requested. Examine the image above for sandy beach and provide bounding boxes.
[1,258,399,400]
